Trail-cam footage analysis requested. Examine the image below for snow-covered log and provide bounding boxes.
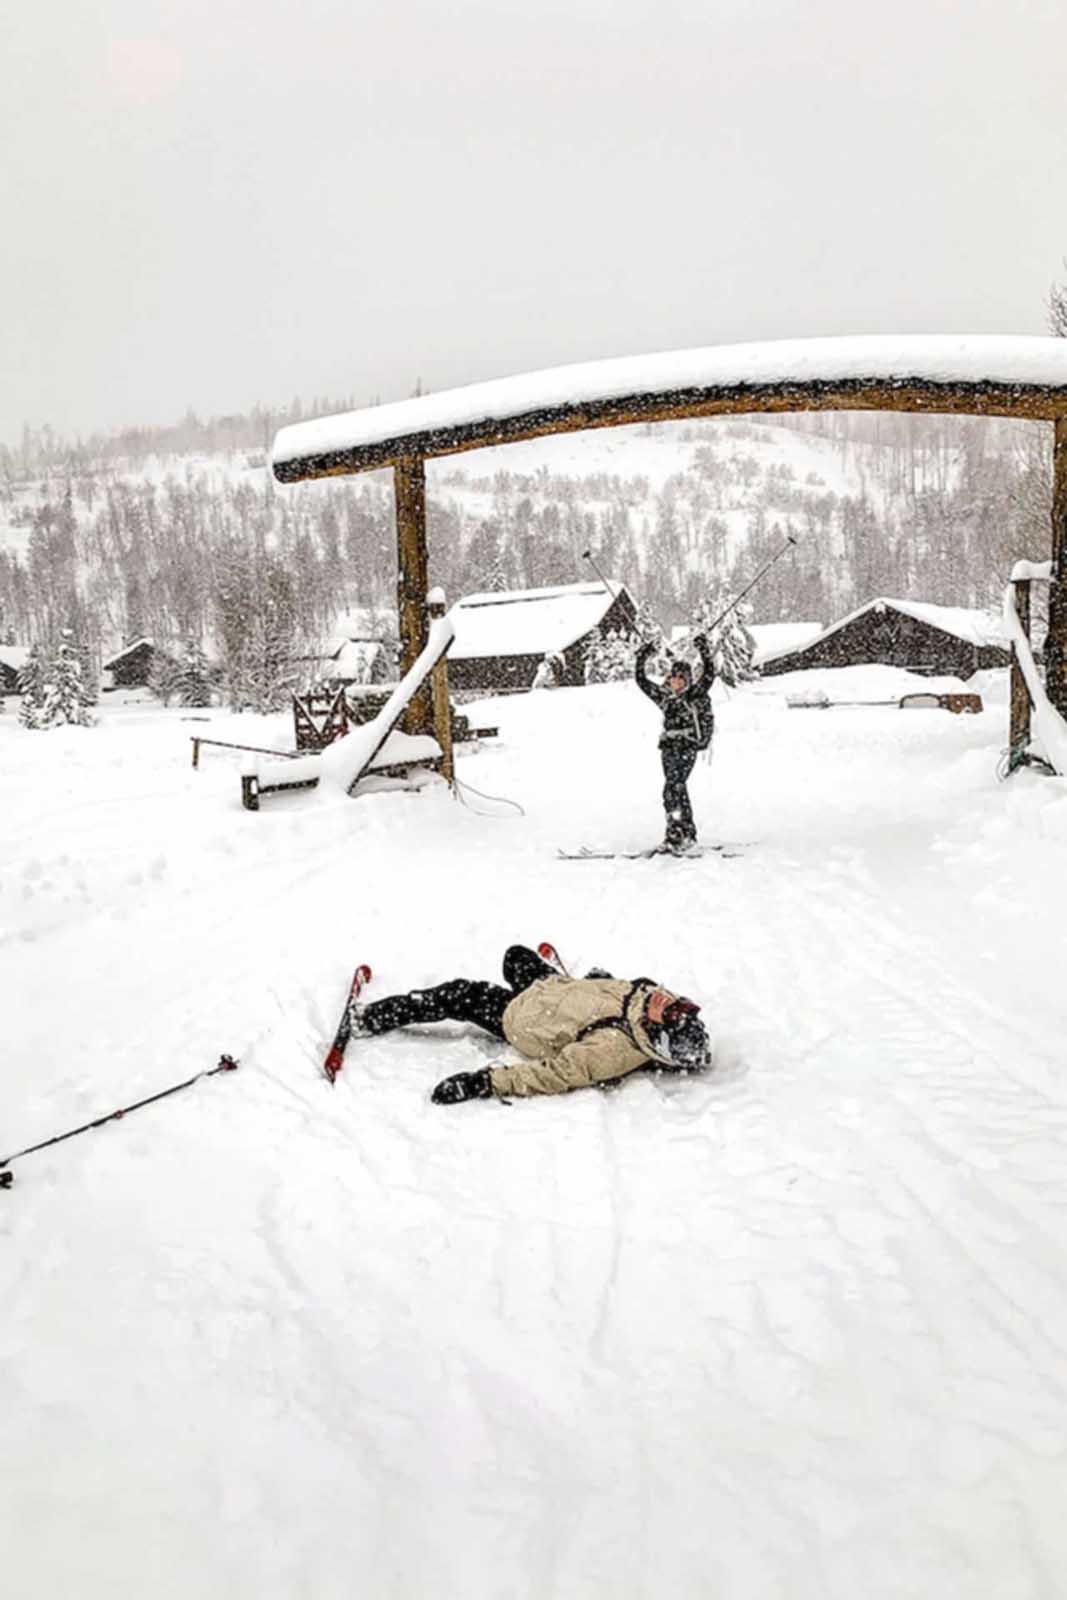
[272,335,1067,481]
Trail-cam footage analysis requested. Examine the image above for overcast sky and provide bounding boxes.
[4,0,1067,445]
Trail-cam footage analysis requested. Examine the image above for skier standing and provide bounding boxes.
[635,633,714,853]
[357,944,710,1103]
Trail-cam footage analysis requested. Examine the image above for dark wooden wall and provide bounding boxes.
[761,610,1010,680]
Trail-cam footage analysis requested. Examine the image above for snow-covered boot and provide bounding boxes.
[664,819,691,855]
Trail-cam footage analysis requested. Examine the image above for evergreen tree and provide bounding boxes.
[485,551,510,593]
[174,637,214,706]
[693,590,759,686]
[584,628,638,684]
[634,599,666,647]
[17,643,47,728]
[40,629,95,726]
[148,649,183,706]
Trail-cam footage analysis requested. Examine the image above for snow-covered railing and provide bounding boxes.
[319,608,454,793]
[241,607,456,810]
[1003,562,1067,776]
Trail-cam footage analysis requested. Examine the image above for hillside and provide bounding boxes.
[0,409,1050,673]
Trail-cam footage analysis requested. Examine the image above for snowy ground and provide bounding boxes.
[3,670,1067,1599]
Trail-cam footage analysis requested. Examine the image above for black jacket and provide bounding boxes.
[635,636,715,749]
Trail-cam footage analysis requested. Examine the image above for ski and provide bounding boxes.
[538,941,568,974]
[324,964,373,1083]
[558,844,748,861]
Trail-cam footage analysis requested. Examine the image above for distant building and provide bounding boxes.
[330,638,394,686]
[758,598,1011,680]
[448,581,637,693]
[101,638,165,688]
[0,645,29,694]
[293,610,397,689]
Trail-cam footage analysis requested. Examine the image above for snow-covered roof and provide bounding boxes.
[273,335,1067,481]
[0,645,29,673]
[749,622,824,663]
[450,581,629,661]
[332,639,388,678]
[102,637,154,669]
[761,597,1011,663]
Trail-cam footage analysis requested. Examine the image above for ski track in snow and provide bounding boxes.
[3,675,1067,1598]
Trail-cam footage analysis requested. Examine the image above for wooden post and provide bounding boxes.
[394,455,432,736]
[1009,579,1032,764]
[192,737,200,769]
[1047,416,1067,719]
[427,587,455,789]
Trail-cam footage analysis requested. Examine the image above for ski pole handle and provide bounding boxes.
[581,550,620,603]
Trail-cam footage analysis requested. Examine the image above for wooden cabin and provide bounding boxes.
[0,645,29,694]
[447,581,636,693]
[101,638,165,688]
[758,598,1011,680]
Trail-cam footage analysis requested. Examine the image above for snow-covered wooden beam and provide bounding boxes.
[271,334,1067,725]
[272,336,1067,482]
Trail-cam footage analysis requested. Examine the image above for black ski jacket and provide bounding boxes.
[635,636,715,749]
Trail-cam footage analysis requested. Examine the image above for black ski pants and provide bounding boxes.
[361,944,555,1040]
[661,742,698,840]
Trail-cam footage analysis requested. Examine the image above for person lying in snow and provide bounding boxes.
[358,943,711,1103]
[635,632,715,853]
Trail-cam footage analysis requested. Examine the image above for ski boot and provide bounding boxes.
[663,819,698,857]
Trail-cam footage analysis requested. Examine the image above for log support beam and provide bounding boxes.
[394,456,432,736]
[1008,579,1032,762]
[428,588,455,789]
[1047,417,1067,720]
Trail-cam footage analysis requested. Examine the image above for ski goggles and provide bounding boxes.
[662,997,701,1028]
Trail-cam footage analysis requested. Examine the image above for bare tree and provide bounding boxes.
[1048,258,1067,338]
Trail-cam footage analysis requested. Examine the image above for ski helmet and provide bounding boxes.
[660,998,710,1069]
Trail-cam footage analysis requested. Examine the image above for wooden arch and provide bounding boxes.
[271,338,1067,733]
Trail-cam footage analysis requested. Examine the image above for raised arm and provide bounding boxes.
[635,639,664,705]
[691,632,715,690]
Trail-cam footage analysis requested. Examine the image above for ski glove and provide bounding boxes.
[431,1068,494,1105]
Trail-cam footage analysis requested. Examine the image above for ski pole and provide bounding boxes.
[0,1054,239,1186]
[582,551,665,640]
[702,534,798,634]
[582,549,622,605]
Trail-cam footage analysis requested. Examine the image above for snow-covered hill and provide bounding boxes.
[4,670,1067,1597]
[431,413,865,493]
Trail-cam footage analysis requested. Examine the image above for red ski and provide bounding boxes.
[538,942,569,975]
[324,964,372,1083]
